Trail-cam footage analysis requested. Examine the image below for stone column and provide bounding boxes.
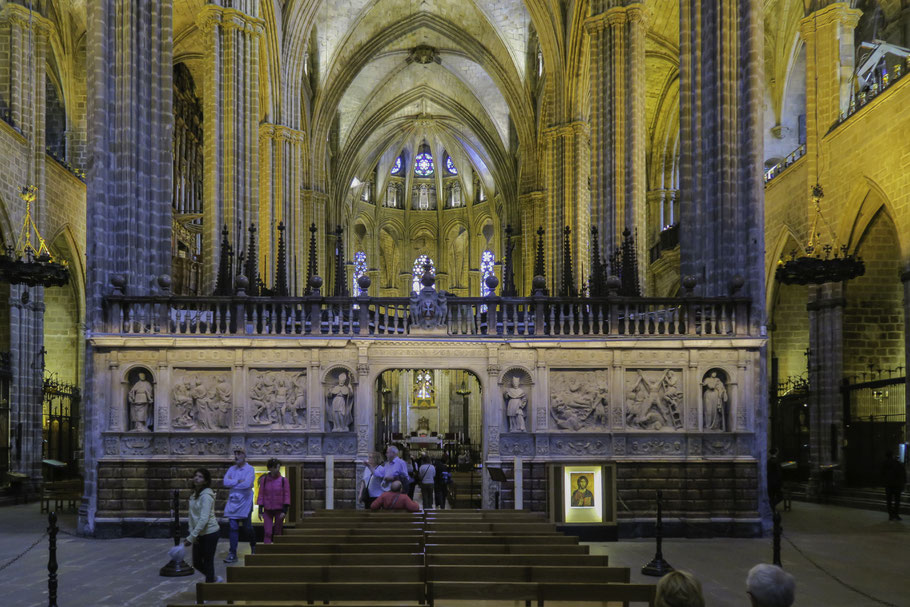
[902,269,910,443]
[799,4,861,242]
[542,123,590,294]
[197,1,264,292]
[806,282,845,495]
[585,1,647,279]
[678,0,764,313]
[0,5,51,492]
[259,124,306,294]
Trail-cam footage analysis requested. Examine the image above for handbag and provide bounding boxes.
[360,470,375,504]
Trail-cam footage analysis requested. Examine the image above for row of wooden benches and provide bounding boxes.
[167,510,656,606]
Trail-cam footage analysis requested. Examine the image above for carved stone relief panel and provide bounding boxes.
[624,369,684,431]
[701,368,730,431]
[247,437,307,456]
[170,370,233,431]
[324,434,357,455]
[171,436,229,456]
[500,434,533,456]
[121,435,153,456]
[324,367,355,432]
[549,436,610,456]
[629,437,684,456]
[548,370,608,432]
[501,368,532,432]
[248,370,307,429]
[703,436,734,456]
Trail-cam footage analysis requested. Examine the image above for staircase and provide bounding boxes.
[787,482,910,515]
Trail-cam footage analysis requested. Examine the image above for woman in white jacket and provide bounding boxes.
[183,468,221,583]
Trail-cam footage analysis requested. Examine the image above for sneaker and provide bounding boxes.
[223,554,237,564]
[215,576,224,583]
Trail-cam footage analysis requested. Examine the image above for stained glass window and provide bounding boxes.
[352,251,367,296]
[481,250,495,297]
[414,152,434,177]
[412,254,435,293]
[414,370,435,407]
[445,155,457,175]
[391,156,402,175]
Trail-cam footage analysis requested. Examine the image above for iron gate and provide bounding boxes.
[771,377,811,481]
[843,376,906,486]
[42,373,80,480]
[0,352,10,485]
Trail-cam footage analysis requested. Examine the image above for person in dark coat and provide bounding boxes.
[882,451,906,521]
[767,448,783,510]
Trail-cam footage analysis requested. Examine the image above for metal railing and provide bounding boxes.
[101,293,755,338]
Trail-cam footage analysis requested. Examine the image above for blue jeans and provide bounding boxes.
[228,511,256,556]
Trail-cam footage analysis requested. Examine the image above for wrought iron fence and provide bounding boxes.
[42,374,80,480]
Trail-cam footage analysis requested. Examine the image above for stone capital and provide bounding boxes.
[1,3,53,37]
[585,4,648,34]
[798,3,862,39]
[260,123,306,144]
[542,121,589,142]
[196,5,265,38]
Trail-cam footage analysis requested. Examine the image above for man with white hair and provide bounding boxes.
[377,445,411,494]
[746,564,795,607]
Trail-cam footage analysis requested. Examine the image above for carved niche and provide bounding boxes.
[126,367,154,432]
[702,368,730,431]
[170,370,232,431]
[548,370,608,432]
[248,370,307,429]
[501,368,532,433]
[324,367,355,432]
[624,369,684,431]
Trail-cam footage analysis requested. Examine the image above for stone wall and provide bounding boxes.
[771,282,809,382]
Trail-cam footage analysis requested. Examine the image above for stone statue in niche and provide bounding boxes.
[248,371,307,428]
[171,373,231,431]
[625,369,684,431]
[504,375,528,432]
[702,370,729,431]
[548,371,608,431]
[327,371,355,432]
[128,371,154,432]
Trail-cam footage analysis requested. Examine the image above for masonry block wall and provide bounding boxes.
[499,461,546,512]
[844,209,905,378]
[302,461,326,511]
[334,461,355,509]
[772,282,809,382]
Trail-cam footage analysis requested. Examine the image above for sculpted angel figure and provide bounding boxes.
[504,375,528,432]
[328,372,354,432]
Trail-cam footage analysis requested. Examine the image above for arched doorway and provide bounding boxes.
[375,368,483,507]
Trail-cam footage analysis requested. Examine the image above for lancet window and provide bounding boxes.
[412,255,435,293]
[352,251,367,295]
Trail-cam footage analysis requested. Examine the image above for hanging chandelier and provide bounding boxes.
[0,185,69,288]
[775,183,864,285]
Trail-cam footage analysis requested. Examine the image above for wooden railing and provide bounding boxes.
[101,294,754,338]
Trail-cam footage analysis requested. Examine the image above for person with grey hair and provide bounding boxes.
[746,564,795,607]
[377,444,411,493]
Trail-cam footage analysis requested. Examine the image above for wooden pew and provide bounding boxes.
[272,534,425,545]
[425,543,588,554]
[256,542,420,554]
[423,533,577,544]
[245,553,424,567]
[426,564,630,583]
[227,564,423,583]
[427,553,609,567]
[283,526,424,535]
[425,522,558,533]
[195,581,426,605]
[427,581,656,607]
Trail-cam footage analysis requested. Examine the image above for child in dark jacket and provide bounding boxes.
[257,458,291,543]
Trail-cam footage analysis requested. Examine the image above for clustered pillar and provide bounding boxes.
[585,1,647,285]
[197,1,264,293]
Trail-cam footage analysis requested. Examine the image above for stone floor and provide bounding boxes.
[1,501,907,607]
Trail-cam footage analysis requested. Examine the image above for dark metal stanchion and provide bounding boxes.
[772,510,782,567]
[642,489,673,577]
[48,512,58,607]
[160,489,194,576]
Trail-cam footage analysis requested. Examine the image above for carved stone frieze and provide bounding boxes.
[704,437,734,455]
[550,437,610,456]
[167,350,235,363]
[624,369,684,431]
[121,436,153,456]
[688,436,703,456]
[244,350,309,364]
[536,407,548,430]
[500,434,533,456]
[308,436,322,456]
[629,438,683,455]
[171,436,229,456]
[104,437,119,456]
[324,435,357,455]
[548,370,608,431]
[535,435,550,455]
[247,437,307,456]
[248,370,307,429]
[170,370,233,431]
[357,424,369,453]
[612,436,626,455]
[488,425,500,453]
[625,350,686,365]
